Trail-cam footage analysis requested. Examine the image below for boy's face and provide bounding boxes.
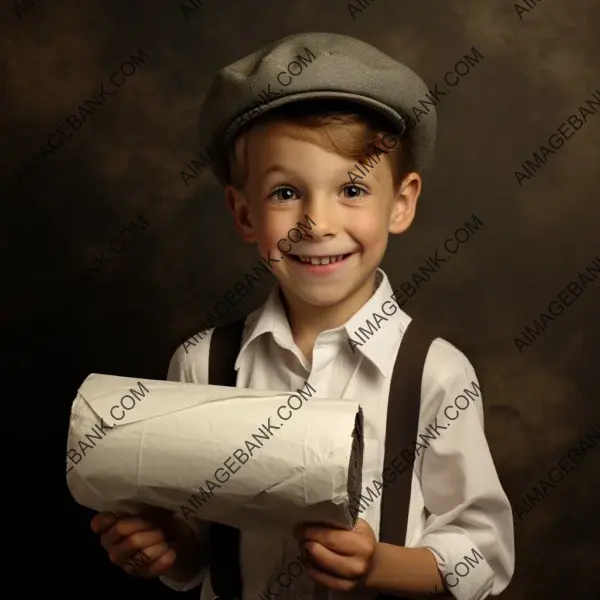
[226,121,421,311]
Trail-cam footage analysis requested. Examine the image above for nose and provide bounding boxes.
[302,195,338,241]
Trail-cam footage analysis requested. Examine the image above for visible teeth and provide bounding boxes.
[298,254,346,265]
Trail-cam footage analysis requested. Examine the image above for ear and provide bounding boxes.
[389,172,421,234]
[225,184,258,243]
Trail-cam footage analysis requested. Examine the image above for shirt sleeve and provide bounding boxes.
[159,336,214,593]
[166,343,190,383]
[158,514,211,593]
[414,339,515,600]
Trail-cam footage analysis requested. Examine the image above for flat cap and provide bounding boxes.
[198,32,436,185]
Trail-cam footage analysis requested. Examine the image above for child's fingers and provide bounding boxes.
[305,563,356,593]
[298,526,358,556]
[100,516,158,550]
[109,529,167,565]
[123,544,177,578]
[302,541,365,581]
[90,512,117,534]
[139,546,177,578]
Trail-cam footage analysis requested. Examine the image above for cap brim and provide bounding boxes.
[221,90,408,146]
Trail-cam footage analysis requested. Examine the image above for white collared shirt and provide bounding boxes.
[161,269,514,600]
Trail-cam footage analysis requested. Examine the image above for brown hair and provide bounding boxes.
[227,99,412,190]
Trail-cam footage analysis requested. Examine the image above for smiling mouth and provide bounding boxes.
[288,253,353,265]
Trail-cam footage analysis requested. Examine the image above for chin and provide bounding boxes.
[291,288,354,308]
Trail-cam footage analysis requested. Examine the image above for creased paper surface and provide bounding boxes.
[66,373,364,536]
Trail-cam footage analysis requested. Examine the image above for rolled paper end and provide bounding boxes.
[347,406,364,526]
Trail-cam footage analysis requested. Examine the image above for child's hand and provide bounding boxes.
[91,508,178,578]
[292,518,377,592]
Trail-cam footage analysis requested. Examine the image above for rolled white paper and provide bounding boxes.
[66,373,364,536]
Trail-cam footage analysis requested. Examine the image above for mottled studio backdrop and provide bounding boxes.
[3,0,599,598]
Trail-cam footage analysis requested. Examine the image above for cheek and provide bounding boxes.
[254,213,290,250]
[351,213,389,248]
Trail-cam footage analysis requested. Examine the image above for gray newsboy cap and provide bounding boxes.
[197,32,436,185]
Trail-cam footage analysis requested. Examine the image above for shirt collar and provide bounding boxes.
[235,269,409,377]
[234,286,297,369]
[343,270,409,377]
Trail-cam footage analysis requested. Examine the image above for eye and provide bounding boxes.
[269,186,298,202]
[342,184,368,199]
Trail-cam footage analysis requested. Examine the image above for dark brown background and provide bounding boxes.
[3,0,599,598]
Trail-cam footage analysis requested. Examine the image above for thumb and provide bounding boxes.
[353,518,374,538]
[91,511,117,534]
[354,517,367,530]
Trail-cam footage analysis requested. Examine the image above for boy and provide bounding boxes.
[91,32,515,599]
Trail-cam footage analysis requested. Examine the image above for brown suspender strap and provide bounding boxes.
[208,319,246,600]
[377,319,437,600]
